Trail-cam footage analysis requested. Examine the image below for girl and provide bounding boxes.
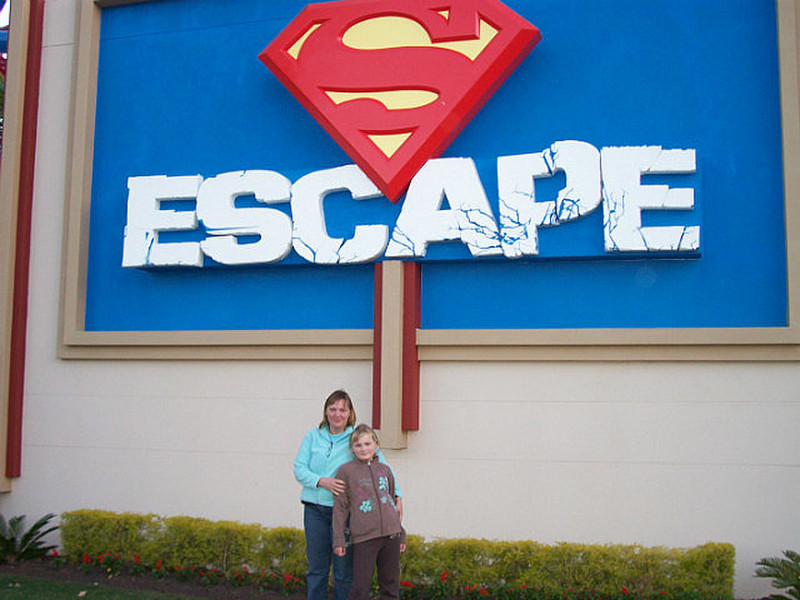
[332,424,406,600]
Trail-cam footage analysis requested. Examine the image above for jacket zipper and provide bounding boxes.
[368,461,385,535]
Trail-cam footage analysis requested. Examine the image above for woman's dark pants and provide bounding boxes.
[304,503,352,600]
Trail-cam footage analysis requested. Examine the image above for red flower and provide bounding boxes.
[479,587,488,596]
[155,559,162,570]
[622,586,629,595]
[441,571,449,582]
[400,580,415,588]
[82,553,91,564]
[50,549,60,558]
[133,554,140,563]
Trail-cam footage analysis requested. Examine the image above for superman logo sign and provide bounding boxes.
[259,0,541,202]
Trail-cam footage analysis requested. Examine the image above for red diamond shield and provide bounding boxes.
[259,0,541,202]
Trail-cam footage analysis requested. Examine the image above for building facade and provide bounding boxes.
[0,1,799,597]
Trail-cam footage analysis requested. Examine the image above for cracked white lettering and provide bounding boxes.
[122,142,699,267]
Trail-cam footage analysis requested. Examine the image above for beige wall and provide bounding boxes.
[5,354,800,598]
[0,2,798,600]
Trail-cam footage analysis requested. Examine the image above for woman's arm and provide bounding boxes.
[295,428,348,496]
[395,497,403,521]
[376,449,403,498]
[293,430,322,490]
[391,471,406,551]
[331,466,351,550]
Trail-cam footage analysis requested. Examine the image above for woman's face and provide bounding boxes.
[326,399,351,434]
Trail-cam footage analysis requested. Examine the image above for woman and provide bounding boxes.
[294,390,401,600]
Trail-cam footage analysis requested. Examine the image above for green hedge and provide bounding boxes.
[60,510,734,599]
[60,510,306,575]
[401,537,734,598]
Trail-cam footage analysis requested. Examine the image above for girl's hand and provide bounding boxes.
[318,477,345,495]
[395,497,403,521]
[334,546,347,557]
[400,543,406,553]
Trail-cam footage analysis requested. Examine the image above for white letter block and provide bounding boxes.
[122,175,203,267]
[602,146,699,252]
[386,157,502,258]
[197,170,292,265]
[291,165,388,264]
[498,141,601,257]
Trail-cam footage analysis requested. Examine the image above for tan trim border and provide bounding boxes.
[59,329,373,360]
[59,0,800,361]
[58,0,375,360]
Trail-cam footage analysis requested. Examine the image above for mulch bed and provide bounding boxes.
[0,561,772,600]
[0,560,305,599]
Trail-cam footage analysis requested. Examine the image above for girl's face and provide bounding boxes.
[326,399,351,434]
[352,433,378,462]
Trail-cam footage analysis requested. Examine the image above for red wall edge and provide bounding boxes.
[6,0,46,478]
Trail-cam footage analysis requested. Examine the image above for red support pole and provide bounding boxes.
[371,262,383,429]
[401,261,420,431]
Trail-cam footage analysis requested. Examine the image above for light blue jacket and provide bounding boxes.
[294,425,401,507]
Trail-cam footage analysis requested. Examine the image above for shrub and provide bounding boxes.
[253,526,307,576]
[755,549,800,600]
[60,509,160,560]
[62,510,305,577]
[399,538,734,599]
[0,513,58,563]
[60,509,735,599]
[151,516,261,571]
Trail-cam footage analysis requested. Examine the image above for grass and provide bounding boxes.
[0,573,198,599]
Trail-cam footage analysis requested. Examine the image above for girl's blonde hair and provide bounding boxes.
[350,423,379,448]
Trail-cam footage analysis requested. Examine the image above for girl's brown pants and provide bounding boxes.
[348,534,402,600]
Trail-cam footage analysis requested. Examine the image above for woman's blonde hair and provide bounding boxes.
[318,389,357,429]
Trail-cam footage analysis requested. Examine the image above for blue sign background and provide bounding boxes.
[86,0,786,330]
